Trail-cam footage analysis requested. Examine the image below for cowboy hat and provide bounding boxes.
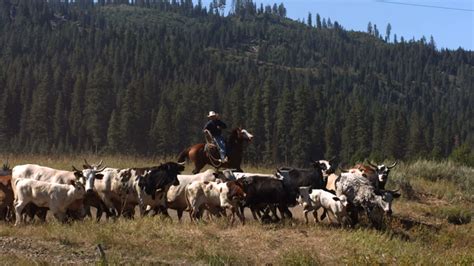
[207,111,218,118]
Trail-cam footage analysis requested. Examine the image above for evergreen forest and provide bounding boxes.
[0,0,472,166]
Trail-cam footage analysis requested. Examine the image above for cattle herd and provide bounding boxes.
[0,157,402,228]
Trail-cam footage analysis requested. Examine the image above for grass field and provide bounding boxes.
[0,154,472,264]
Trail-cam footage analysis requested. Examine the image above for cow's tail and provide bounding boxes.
[177,147,190,164]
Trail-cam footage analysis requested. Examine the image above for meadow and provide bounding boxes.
[0,154,472,265]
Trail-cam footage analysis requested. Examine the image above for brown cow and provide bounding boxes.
[351,161,397,191]
[0,161,13,221]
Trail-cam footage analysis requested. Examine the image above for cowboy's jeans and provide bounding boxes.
[213,136,227,160]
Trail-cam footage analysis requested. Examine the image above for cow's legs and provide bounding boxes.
[312,209,319,223]
[235,206,245,225]
[53,211,67,223]
[303,209,310,224]
[177,209,184,221]
[36,208,47,222]
[278,205,292,219]
[14,200,27,226]
[250,206,260,220]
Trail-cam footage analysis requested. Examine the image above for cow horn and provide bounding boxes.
[368,160,378,168]
[96,160,104,168]
[388,161,398,169]
[96,165,107,172]
[72,165,81,172]
[84,159,92,169]
[177,161,185,166]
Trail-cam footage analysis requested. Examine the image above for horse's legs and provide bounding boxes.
[193,161,205,174]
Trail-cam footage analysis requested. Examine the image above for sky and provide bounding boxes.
[201,0,474,51]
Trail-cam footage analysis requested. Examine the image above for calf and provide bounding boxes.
[165,169,218,220]
[186,180,245,225]
[298,187,349,225]
[14,179,86,225]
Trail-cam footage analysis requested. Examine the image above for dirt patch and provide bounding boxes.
[0,236,98,264]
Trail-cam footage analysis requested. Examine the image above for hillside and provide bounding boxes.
[0,1,473,166]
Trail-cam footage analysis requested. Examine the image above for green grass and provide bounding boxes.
[389,159,474,201]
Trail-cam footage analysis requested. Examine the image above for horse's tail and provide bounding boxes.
[177,147,190,163]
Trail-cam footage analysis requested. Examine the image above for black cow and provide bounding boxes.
[137,162,184,200]
[237,175,296,222]
[277,160,328,193]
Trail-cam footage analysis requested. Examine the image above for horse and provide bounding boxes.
[177,128,254,174]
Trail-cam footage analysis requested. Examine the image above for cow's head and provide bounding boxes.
[70,180,86,199]
[297,186,312,209]
[333,194,349,208]
[72,159,106,194]
[0,159,11,186]
[0,159,12,175]
[224,181,246,202]
[312,156,336,176]
[373,189,401,215]
[139,162,184,199]
[368,161,397,183]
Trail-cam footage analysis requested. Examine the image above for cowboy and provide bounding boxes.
[204,111,228,163]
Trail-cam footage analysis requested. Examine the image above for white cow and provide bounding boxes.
[13,178,86,225]
[11,163,104,221]
[298,187,349,225]
[185,180,246,225]
[230,172,277,180]
[12,163,105,192]
[166,169,218,220]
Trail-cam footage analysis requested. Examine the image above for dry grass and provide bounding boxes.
[0,154,472,264]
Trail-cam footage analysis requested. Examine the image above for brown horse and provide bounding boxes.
[177,128,254,174]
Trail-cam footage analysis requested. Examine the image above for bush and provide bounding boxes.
[442,208,472,225]
[449,144,474,167]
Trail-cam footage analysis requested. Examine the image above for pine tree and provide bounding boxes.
[84,66,111,153]
[28,66,53,151]
[149,104,172,155]
[316,13,321,29]
[0,90,9,152]
[107,109,121,153]
[385,23,391,42]
[262,78,275,163]
[53,92,67,146]
[290,87,311,165]
[275,87,292,164]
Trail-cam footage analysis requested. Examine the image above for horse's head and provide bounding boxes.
[231,127,254,143]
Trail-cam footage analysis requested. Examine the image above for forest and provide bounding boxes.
[0,0,472,166]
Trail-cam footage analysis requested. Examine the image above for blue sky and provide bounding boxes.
[201,0,473,51]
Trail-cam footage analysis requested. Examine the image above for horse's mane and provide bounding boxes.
[227,128,241,146]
